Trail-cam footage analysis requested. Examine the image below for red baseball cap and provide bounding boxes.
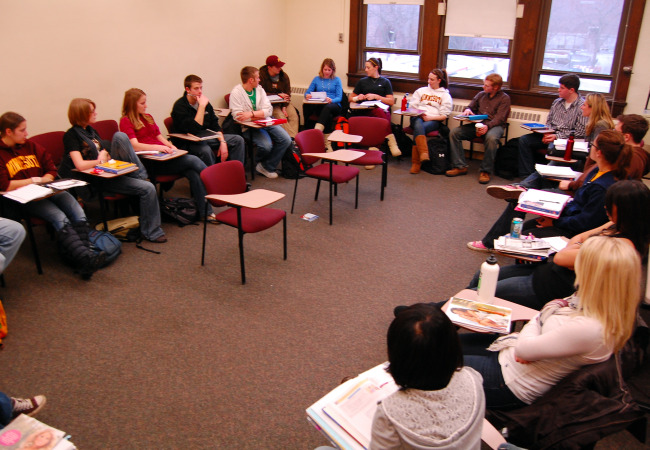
[266,55,285,68]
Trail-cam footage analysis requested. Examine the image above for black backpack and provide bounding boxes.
[160,197,198,226]
[494,137,520,180]
[421,135,450,175]
[280,141,310,179]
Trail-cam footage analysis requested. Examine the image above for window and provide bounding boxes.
[348,0,645,113]
[363,3,422,75]
[537,0,626,94]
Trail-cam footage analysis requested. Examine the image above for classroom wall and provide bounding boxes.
[0,0,290,135]
[0,0,648,137]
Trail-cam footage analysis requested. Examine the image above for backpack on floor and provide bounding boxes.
[391,123,413,157]
[160,197,198,227]
[280,141,309,179]
[88,230,122,267]
[421,135,450,175]
[494,137,520,180]
[0,299,7,349]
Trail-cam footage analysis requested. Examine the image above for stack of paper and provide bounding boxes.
[3,184,53,204]
[535,164,581,180]
[515,189,571,219]
[358,100,389,111]
[553,139,589,153]
[494,236,552,260]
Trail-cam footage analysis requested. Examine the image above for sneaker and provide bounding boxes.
[256,163,278,179]
[147,234,168,243]
[445,167,468,177]
[467,240,490,252]
[478,171,490,184]
[11,395,46,418]
[486,184,526,200]
[206,213,221,225]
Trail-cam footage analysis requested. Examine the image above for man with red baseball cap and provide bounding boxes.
[259,55,299,138]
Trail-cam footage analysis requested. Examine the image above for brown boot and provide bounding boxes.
[410,145,421,174]
[415,135,429,162]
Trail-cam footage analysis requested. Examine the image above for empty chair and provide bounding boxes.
[346,116,391,200]
[292,129,360,225]
[200,160,286,284]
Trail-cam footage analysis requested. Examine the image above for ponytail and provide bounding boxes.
[368,57,383,75]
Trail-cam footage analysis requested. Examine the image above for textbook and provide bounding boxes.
[514,188,571,219]
[520,123,554,133]
[445,297,512,334]
[0,414,76,449]
[307,362,397,450]
[95,159,136,174]
[453,114,488,121]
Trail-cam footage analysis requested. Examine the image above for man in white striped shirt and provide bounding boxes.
[518,74,588,177]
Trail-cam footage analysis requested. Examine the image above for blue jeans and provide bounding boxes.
[449,123,504,173]
[460,334,527,410]
[245,125,291,172]
[0,391,12,428]
[187,134,246,166]
[517,133,549,178]
[467,263,545,310]
[409,116,441,137]
[109,132,149,180]
[0,218,26,273]
[143,154,213,218]
[21,191,86,231]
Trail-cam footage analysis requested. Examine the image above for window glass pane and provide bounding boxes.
[366,4,420,50]
[448,37,509,54]
[539,74,611,93]
[446,54,510,81]
[543,0,624,75]
[366,51,420,74]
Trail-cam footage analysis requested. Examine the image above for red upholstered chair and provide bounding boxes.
[14,132,68,274]
[292,129,360,225]
[200,160,286,284]
[346,116,390,200]
[92,119,119,141]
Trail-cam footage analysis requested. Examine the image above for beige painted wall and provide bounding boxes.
[0,0,290,135]
[0,0,647,136]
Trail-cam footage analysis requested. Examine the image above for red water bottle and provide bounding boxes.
[564,130,575,161]
[401,94,408,112]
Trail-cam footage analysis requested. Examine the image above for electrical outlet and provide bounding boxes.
[338,32,344,42]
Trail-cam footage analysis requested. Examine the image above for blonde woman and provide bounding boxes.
[461,236,640,409]
[582,93,614,144]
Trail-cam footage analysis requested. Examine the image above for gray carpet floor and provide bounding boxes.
[1,157,648,449]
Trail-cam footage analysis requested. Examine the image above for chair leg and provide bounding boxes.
[282,215,287,260]
[381,161,387,201]
[201,202,208,266]
[329,162,334,225]
[24,219,43,275]
[236,207,246,284]
[315,180,321,201]
[355,174,359,209]
[291,178,299,214]
[469,141,474,161]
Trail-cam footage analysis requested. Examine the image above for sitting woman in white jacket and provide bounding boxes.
[370,303,485,449]
[461,236,640,410]
[408,69,452,174]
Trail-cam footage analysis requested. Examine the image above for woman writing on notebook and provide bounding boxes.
[465,180,650,310]
[408,68,453,174]
[60,98,167,243]
[467,129,632,251]
[461,236,640,410]
[304,58,343,135]
[370,303,485,449]
[119,88,213,220]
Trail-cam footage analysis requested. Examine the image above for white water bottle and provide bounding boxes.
[477,254,499,304]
